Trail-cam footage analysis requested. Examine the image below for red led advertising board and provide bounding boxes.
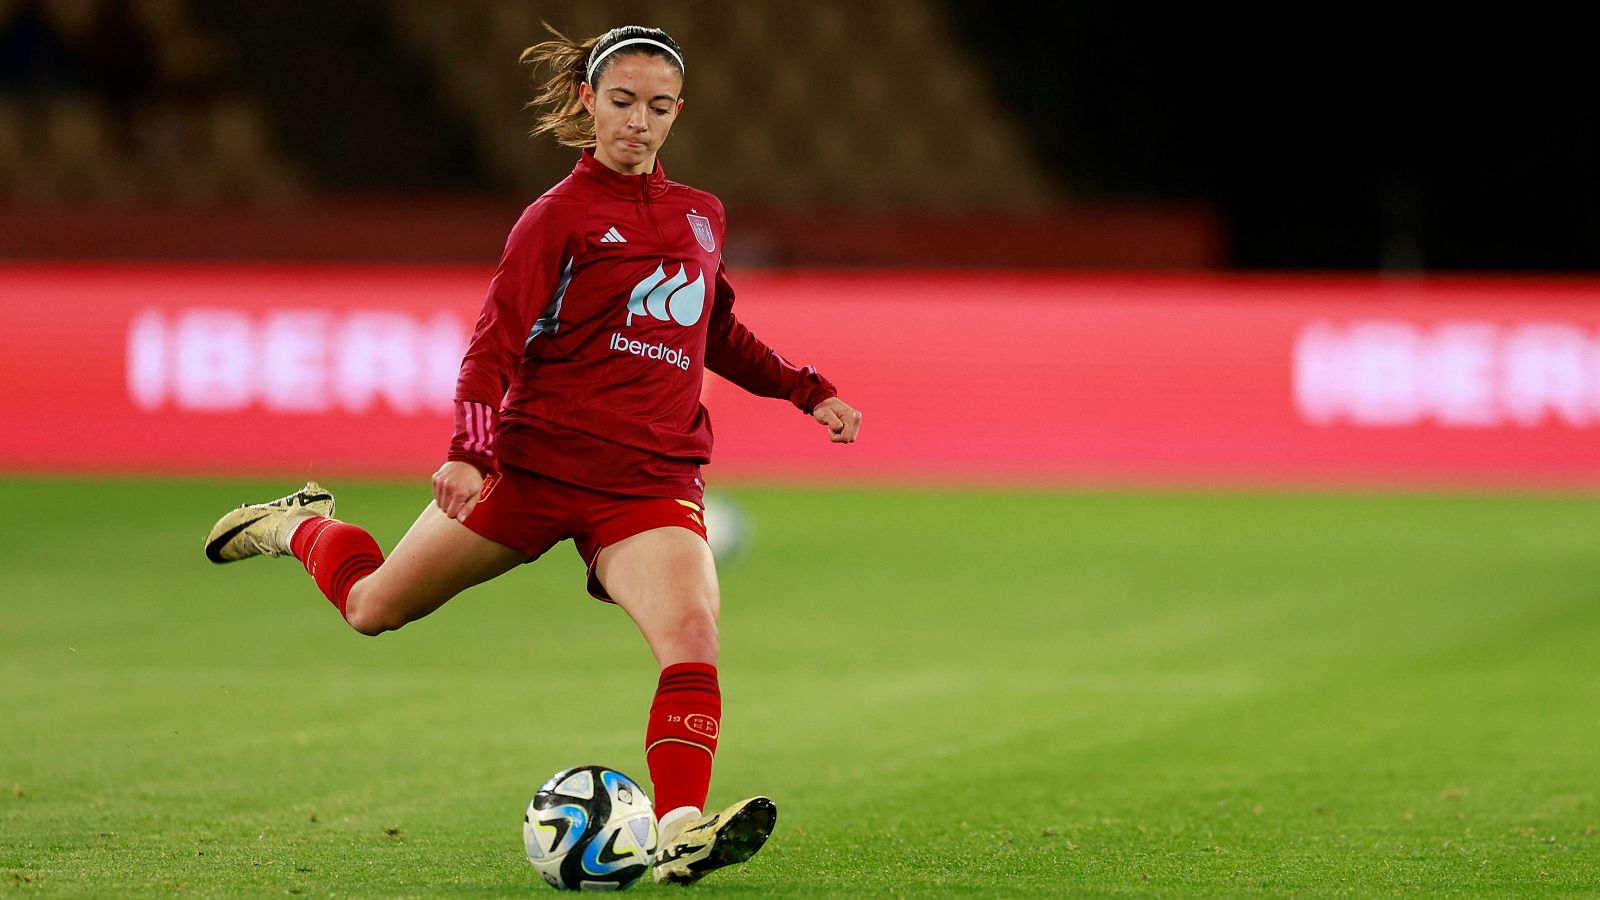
[3,266,1598,487]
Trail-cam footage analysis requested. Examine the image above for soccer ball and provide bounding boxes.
[702,492,751,563]
[524,766,658,891]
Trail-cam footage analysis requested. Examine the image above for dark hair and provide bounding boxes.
[520,24,685,147]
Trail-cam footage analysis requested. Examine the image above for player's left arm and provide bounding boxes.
[704,262,862,444]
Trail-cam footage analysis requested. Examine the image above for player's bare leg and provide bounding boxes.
[598,526,721,667]
[340,503,527,635]
[596,526,776,885]
[206,484,525,634]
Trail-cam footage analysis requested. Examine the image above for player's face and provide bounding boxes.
[580,54,684,176]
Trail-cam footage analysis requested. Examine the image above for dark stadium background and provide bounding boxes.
[5,2,1594,271]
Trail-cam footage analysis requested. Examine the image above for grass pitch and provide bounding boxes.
[2,478,1598,897]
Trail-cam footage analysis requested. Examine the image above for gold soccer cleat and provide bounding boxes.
[204,481,335,563]
[652,796,777,886]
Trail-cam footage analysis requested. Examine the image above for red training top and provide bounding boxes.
[447,150,836,498]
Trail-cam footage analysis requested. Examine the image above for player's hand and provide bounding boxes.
[812,396,863,443]
[433,459,487,521]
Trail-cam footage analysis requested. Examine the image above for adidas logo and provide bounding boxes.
[600,227,627,243]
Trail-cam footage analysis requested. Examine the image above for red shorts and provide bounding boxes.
[462,464,707,601]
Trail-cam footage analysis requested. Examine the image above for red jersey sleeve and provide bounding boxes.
[704,262,837,413]
[447,200,573,474]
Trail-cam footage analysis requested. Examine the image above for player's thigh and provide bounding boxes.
[348,503,527,629]
[594,526,720,660]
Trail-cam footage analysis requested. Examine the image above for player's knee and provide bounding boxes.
[343,585,408,636]
[671,606,720,659]
[346,605,400,636]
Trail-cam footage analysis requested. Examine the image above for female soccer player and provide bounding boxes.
[203,24,861,886]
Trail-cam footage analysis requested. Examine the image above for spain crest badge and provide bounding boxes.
[686,212,716,253]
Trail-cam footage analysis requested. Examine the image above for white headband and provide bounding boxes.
[586,37,684,85]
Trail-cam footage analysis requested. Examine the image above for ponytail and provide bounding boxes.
[521,24,602,147]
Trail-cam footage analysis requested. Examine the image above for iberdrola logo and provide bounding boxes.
[611,262,703,371]
[626,262,705,327]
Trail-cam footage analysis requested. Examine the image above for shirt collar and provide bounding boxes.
[574,148,669,200]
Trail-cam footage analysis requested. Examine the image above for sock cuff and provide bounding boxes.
[658,661,718,682]
[654,662,720,707]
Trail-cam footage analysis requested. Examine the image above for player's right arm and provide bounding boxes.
[437,200,572,520]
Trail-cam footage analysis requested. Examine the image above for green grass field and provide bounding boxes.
[2,478,1598,897]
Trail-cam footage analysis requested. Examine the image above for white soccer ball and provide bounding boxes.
[524,766,658,891]
[702,493,751,564]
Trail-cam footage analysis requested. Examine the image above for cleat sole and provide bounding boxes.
[655,797,776,886]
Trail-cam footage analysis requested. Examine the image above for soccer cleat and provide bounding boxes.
[652,796,777,886]
[204,481,335,564]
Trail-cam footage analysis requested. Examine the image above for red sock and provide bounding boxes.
[288,516,383,618]
[645,662,721,818]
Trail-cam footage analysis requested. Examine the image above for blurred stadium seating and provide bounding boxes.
[385,0,1052,212]
[0,0,1220,266]
[0,0,302,204]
